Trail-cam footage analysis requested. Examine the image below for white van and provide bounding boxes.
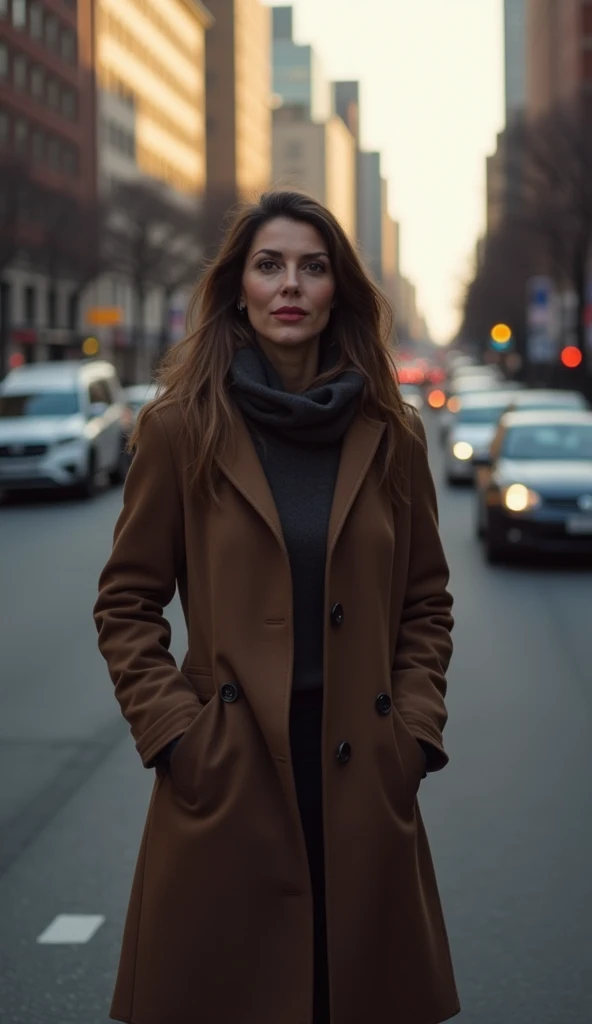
[0,360,132,497]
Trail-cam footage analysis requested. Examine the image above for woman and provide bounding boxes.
[94,191,459,1024]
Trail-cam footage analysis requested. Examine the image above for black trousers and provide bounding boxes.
[289,689,330,1024]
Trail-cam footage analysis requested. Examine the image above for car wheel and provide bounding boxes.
[76,451,97,500]
[475,499,486,539]
[109,438,130,485]
[484,515,508,565]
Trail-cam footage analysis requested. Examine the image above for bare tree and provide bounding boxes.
[105,180,202,374]
[523,100,592,364]
[0,158,48,375]
[459,220,535,360]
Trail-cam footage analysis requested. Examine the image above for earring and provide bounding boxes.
[237,300,246,312]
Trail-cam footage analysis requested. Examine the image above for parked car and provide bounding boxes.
[504,388,589,414]
[0,360,132,498]
[474,409,592,563]
[444,391,524,485]
[123,383,158,423]
[439,378,523,444]
[399,383,424,413]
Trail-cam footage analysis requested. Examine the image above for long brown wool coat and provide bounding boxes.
[94,400,460,1024]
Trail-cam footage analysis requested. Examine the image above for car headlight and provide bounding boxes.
[55,436,81,446]
[452,441,474,461]
[502,483,541,512]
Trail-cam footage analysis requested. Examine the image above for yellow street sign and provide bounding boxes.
[86,306,123,326]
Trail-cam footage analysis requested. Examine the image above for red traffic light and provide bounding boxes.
[560,346,582,369]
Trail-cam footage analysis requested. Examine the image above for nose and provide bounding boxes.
[280,263,301,295]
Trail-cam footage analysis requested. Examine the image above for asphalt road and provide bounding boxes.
[0,411,591,1023]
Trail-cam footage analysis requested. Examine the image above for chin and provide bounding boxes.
[261,327,318,347]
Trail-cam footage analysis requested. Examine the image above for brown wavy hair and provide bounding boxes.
[133,190,412,501]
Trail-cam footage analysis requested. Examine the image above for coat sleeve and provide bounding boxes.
[391,412,454,772]
[94,408,202,769]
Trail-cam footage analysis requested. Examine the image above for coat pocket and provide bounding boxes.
[392,708,426,801]
[168,694,216,807]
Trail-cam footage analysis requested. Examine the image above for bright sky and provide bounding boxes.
[266,0,505,344]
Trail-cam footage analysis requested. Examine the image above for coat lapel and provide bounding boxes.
[218,410,386,562]
[217,411,287,555]
[328,413,386,559]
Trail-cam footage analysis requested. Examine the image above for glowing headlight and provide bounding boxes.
[447,397,461,413]
[503,483,541,512]
[452,441,474,461]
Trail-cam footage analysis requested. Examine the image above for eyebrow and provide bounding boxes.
[251,248,330,261]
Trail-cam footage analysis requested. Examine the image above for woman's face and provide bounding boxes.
[241,217,336,353]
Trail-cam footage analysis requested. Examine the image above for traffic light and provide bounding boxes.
[490,323,512,348]
[560,346,582,369]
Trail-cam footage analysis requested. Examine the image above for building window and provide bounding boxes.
[31,128,44,162]
[0,42,7,79]
[12,0,27,29]
[60,88,76,120]
[60,28,76,63]
[44,13,59,51]
[13,54,28,91]
[47,136,59,171]
[62,143,78,176]
[47,77,59,110]
[24,285,36,327]
[31,64,43,98]
[0,111,9,148]
[47,288,57,329]
[30,1,42,38]
[15,117,28,155]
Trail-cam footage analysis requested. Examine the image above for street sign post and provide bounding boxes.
[85,307,123,327]
[526,276,559,364]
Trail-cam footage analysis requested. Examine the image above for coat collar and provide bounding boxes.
[217,411,386,559]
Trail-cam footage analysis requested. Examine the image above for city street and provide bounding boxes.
[0,411,591,1024]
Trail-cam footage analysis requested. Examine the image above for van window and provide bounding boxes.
[0,392,79,417]
[88,379,112,406]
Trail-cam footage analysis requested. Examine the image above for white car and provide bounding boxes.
[444,391,525,485]
[123,383,158,424]
[400,384,424,413]
[0,360,132,498]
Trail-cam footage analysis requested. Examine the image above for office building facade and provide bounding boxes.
[205,0,271,247]
[272,109,356,239]
[95,0,212,196]
[272,5,329,120]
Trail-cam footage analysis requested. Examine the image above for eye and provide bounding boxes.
[306,262,326,274]
[257,259,279,272]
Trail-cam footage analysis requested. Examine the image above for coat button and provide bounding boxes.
[330,602,344,628]
[336,741,351,764]
[375,692,392,715]
[220,682,240,703]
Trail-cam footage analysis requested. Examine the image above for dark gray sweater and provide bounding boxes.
[230,343,364,692]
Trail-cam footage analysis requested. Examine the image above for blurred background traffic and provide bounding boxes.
[1,1,592,1022]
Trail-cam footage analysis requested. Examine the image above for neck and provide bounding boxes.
[255,334,321,393]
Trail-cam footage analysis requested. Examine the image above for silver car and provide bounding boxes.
[444,391,525,485]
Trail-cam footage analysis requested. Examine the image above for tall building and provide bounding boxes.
[205,0,271,244]
[357,150,382,281]
[380,177,399,305]
[0,0,96,202]
[332,80,360,145]
[95,0,212,196]
[271,5,329,120]
[526,0,592,119]
[504,0,527,124]
[272,108,356,239]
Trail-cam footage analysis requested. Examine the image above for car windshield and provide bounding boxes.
[457,406,506,425]
[502,424,592,460]
[0,392,79,417]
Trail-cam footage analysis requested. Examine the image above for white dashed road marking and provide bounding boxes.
[37,914,106,945]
